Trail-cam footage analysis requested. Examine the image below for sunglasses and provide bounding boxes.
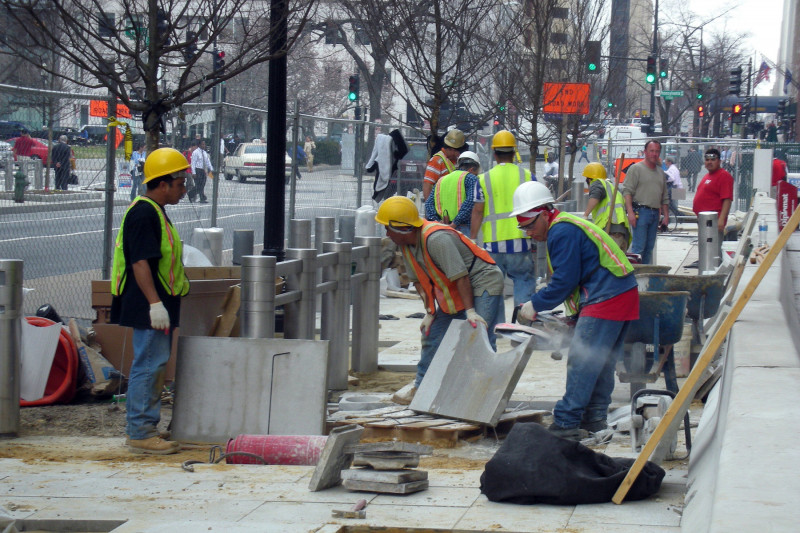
[387,221,415,234]
[518,213,542,231]
[704,155,718,161]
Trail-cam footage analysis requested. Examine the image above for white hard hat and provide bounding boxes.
[457,151,480,166]
[509,181,554,217]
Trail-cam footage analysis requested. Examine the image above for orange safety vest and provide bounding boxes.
[402,221,495,314]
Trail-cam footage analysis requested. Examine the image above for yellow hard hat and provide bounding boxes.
[375,196,423,228]
[582,162,606,181]
[491,130,516,152]
[143,147,190,183]
[443,129,466,150]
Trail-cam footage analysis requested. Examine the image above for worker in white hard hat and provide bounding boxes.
[422,129,467,201]
[424,150,481,236]
[510,181,639,441]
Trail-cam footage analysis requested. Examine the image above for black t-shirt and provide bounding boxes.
[110,200,182,329]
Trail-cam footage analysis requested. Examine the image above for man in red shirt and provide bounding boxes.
[13,130,34,159]
[771,153,788,196]
[693,148,733,237]
[422,129,466,201]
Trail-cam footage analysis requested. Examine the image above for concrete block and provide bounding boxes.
[344,442,433,455]
[341,468,427,483]
[353,452,419,470]
[171,336,329,443]
[410,320,535,426]
[308,424,364,492]
[343,478,429,494]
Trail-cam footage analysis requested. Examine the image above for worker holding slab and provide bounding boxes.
[376,196,504,405]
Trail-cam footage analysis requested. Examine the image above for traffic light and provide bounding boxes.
[640,116,653,134]
[586,40,601,73]
[496,101,506,112]
[697,105,705,118]
[696,83,704,100]
[731,103,743,123]
[212,49,225,71]
[777,99,787,119]
[659,58,668,78]
[607,102,614,108]
[183,31,198,63]
[645,56,656,84]
[348,75,359,102]
[729,67,742,96]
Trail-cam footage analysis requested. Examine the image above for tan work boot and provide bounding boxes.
[392,382,417,405]
[128,436,179,455]
[126,430,178,447]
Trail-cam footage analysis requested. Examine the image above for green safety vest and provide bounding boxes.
[478,163,532,243]
[111,196,190,298]
[433,170,468,222]
[590,179,631,243]
[547,212,633,315]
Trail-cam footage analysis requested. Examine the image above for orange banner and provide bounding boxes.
[89,100,131,119]
[542,83,591,115]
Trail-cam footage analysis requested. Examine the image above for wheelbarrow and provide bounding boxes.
[618,290,690,398]
[635,273,725,352]
[632,264,671,275]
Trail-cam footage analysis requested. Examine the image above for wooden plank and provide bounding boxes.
[612,205,800,504]
[209,284,241,336]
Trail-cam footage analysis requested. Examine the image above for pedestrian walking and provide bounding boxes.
[51,135,72,191]
[129,144,146,200]
[190,140,213,203]
[304,136,316,172]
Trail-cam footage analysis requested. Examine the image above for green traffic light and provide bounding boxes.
[588,63,597,71]
[607,102,613,108]
[645,73,656,84]
[697,93,703,100]
[348,92,357,102]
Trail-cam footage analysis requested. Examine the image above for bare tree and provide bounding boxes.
[0,0,315,150]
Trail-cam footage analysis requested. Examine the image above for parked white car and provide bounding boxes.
[223,140,292,182]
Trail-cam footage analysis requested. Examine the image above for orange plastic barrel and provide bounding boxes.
[225,435,328,465]
[20,317,79,407]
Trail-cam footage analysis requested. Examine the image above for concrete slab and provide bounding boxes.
[343,478,428,494]
[341,468,427,483]
[410,320,535,426]
[308,424,364,492]
[171,337,329,442]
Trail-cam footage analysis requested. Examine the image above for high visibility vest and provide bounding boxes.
[479,164,532,243]
[433,170,468,222]
[432,151,455,177]
[546,212,633,315]
[402,221,496,315]
[590,179,631,243]
[111,196,190,298]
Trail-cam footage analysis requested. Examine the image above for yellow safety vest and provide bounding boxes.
[432,151,456,177]
[590,179,631,243]
[478,163,532,243]
[546,212,633,315]
[111,196,190,297]
[433,170,468,223]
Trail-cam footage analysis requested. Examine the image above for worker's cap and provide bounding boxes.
[443,129,466,150]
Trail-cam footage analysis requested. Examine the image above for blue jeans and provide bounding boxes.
[490,251,536,306]
[552,316,631,428]
[629,207,660,264]
[415,291,503,388]
[127,328,172,440]
[130,173,144,201]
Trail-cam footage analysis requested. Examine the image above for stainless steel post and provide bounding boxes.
[572,179,587,213]
[240,255,276,338]
[315,217,335,309]
[322,242,352,390]
[0,259,23,437]
[697,211,721,273]
[339,215,356,243]
[232,230,254,265]
[352,237,380,372]
[288,219,312,249]
[284,248,317,340]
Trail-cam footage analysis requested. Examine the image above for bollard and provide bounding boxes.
[339,215,356,243]
[289,219,312,249]
[322,242,352,390]
[315,217,336,253]
[284,249,317,340]
[697,211,721,274]
[0,260,23,437]
[232,230,254,266]
[193,227,224,266]
[240,255,276,338]
[572,180,588,213]
[352,237,381,373]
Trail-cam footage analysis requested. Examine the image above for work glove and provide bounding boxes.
[466,308,487,329]
[518,301,537,322]
[149,302,170,332]
[420,313,435,336]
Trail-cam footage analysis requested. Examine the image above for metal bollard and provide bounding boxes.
[284,249,317,340]
[289,219,312,249]
[193,227,224,266]
[322,242,352,390]
[339,215,356,243]
[572,180,588,213]
[352,237,381,373]
[232,230,254,266]
[315,217,335,308]
[0,260,23,437]
[240,255,276,338]
[697,211,721,274]
[4,156,15,191]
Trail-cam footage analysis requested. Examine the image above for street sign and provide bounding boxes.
[542,83,591,115]
[90,100,131,119]
[660,90,684,101]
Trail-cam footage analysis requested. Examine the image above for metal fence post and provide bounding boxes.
[315,217,335,308]
[284,248,317,340]
[339,215,355,243]
[352,236,380,373]
[289,218,312,249]
[240,255,276,338]
[0,259,23,437]
[322,241,352,390]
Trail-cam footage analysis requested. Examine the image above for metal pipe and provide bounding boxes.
[315,217,336,253]
[339,215,356,243]
[102,98,117,279]
[284,248,317,340]
[232,230,254,265]
[322,241,352,390]
[289,100,300,219]
[240,255,276,338]
[0,260,23,437]
[288,219,312,249]
[697,211,721,273]
[211,104,223,226]
[352,236,381,372]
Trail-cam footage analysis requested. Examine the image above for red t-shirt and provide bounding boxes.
[14,135,34,158]
[693,168,734,221]
[772,159,788,186]
[581,286,640,320]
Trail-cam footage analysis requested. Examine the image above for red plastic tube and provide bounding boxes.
[20,317,79,407]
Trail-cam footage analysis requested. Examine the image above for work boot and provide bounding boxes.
[548,423,589,442]
[580,419,609,433]
[126,430,177,446]
[392,383,417,405]
[127,436,179,455]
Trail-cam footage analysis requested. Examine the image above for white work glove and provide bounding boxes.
[518,301,537,322]
[466,308,487,329]
[420,313,435,336]
[149,302,171,332]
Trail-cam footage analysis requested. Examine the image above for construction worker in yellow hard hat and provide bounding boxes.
[110,147,189,456]
[422,129,467,201]
[582,162,631,251]
[375,196,504,405]
[470,129,536,309]
[424,150,481,236]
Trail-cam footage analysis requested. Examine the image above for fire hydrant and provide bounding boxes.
[14,170,29,203]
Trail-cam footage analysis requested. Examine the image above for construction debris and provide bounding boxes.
[341,441,431,495]
[331,499,367,519]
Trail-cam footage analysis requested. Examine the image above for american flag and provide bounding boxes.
[754,60,771,87]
